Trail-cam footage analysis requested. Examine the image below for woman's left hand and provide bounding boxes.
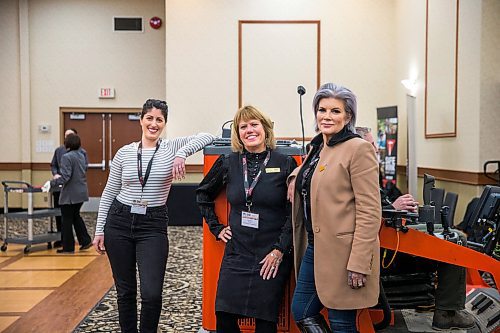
[259,249,283,280]
[172,157,186,180]
[348,270,367,289]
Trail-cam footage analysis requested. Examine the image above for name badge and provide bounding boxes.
[265,167,280,173]
[241,211,259,229]
[131,200,148,215]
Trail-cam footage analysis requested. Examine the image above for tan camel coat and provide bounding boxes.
[290,136,381,309]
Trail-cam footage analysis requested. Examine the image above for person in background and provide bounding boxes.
[50,128,88,248]
[355,127,417,212]
[287,83,381,332]
[196,105,297,333]
[44,134,92,253]
[92,99,214,333]
[356,126,475,331]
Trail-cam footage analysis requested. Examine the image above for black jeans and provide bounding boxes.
[104,199,169,333]
[60,202,91,252]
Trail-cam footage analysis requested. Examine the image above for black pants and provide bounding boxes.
[104,200,169,333]
[216,311,277,333]
[52,191,62,236]
[60,202,91,252]
[436,230,467,311]
[436,263,466,310]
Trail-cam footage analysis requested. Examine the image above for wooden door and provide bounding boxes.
[63,112,141,196]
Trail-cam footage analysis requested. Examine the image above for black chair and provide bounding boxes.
[456,197,480,232]
[443,191,458,226]
[430,188,445,223]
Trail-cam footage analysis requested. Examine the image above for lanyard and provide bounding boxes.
[137,140,161,192]
[242,151,271,211]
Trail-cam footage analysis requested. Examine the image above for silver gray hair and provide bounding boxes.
[355,126,371,138]
[312,83,357,132]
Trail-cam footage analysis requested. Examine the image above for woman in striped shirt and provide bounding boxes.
[92,99,214,333]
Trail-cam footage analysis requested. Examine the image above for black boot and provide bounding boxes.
[296,314,332,333]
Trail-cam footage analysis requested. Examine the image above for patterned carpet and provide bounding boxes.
[1,212,204,333]
[75,225,204,333]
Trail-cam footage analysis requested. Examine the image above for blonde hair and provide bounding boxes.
[231,105,276,153]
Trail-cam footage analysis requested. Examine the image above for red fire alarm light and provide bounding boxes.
[150,17,162,29]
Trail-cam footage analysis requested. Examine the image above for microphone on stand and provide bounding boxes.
[297,85,306,159]
[297,86,306,96]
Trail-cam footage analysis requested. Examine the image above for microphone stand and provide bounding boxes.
[297,85,306,160]
[299,93,305,160]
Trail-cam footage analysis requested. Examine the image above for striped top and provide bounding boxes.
[95,133,214,235]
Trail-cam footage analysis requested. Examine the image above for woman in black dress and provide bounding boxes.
[197,105,297,333]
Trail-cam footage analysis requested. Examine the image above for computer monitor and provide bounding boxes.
[466,185,500,255]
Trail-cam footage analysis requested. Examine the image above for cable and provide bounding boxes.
[382,231,400,269]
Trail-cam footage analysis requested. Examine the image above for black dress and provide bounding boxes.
[197,150,297,322]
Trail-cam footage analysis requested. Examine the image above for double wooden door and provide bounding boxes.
[63,111,141,197]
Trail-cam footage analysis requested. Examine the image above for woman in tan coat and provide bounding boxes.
[287,83,381,332]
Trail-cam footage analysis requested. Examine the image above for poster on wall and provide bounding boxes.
[376,106,398,189]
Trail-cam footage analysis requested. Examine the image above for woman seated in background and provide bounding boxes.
[197,105,297,333]
[287,83,381,332]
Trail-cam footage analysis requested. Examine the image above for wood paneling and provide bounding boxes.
[397,165,498,185]
[1,162,203,173]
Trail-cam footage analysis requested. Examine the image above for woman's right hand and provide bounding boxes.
[287,177,296,202]
[92,235,106,255]
[217,226,232,243]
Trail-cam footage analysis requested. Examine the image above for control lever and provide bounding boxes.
[440,205,451,236]
[418,205,435,235]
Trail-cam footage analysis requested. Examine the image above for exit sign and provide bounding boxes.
[99,88,115,99]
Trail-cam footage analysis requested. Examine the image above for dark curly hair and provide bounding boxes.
[141,99,168,121]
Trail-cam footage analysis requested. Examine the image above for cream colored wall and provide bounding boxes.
[0,172,23,209]
[0,0,22,162]
[479,0,500,166]
[0,0,166,164]
[396,0,483,173]
[1,0,497,209]
[165,0,397,162]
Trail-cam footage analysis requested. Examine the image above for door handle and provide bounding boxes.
[108,114,113,170]
[88,162,105,169]
[88,115,106,171]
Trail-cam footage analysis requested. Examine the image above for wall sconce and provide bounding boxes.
[401,78,417,97]
[402,77,418,199]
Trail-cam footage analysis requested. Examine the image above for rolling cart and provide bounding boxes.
[1,180,61,253]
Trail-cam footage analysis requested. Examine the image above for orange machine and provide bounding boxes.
[201,142,500,333]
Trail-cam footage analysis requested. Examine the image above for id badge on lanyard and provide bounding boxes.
[131,200,148,215]
[241,211,259,229]
[241,151,270,229]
